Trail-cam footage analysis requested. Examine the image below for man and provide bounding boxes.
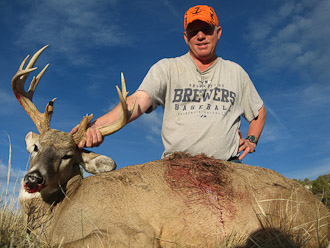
[72,5,266,162]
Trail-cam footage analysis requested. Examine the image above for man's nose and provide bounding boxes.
[196,31,206,40]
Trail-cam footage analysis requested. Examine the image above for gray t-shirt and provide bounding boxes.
[138,53,264,160]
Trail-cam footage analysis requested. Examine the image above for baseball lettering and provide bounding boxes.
[172,87,236,104]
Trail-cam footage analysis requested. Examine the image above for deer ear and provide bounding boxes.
[80,149,116,174]
[25,132,40,153]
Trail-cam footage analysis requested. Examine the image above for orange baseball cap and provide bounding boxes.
[184,5,219,30]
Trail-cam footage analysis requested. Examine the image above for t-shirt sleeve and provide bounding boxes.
[241,70,264,122]
[138,59,168,113]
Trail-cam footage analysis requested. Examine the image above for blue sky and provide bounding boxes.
[1,0,330,197]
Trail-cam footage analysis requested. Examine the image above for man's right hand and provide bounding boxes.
[70,124,104,149]
[70,90,152,149]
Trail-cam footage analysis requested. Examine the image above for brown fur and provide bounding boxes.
[21,152,330,247]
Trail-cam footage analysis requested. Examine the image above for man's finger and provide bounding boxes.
[78,139,86,149]
[96,130,104,145]
[238,144,245,153]
[238,129,243,138]
[85,130,94,147]
[239,137,245,146]
[70,124,80,134]
[239,150,248,160]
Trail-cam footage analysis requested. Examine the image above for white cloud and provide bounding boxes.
[162,0,181,19]
[146,135,158,145]
[264,105,291,140]
[302,83,330,106]
[103,101,118,114]
[247,0,330,81]
[16,0,131,65]
[0,133,26,201]
[0,162,25,201]
[133,109,163,145]
[0,90,16,115]
[283,157,330,180]
[139,110,163,136]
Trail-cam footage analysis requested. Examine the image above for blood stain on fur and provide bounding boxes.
[164,153,236,232]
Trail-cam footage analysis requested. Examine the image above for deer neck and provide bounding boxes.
[41,164,82,205]
[19,165,82,239]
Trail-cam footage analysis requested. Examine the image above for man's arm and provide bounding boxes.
[238,105,267,160]
[72,90,152,148]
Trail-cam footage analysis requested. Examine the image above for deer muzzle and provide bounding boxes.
[24,171,44,193]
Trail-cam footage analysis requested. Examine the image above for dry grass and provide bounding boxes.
[0,136,46,248]
[1,141,329,247]
[240,185,330,248]
[0,196,49,247]
[1,176,329,248]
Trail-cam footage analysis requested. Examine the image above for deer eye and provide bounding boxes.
[62,154,73,160]
[33,145,38,152]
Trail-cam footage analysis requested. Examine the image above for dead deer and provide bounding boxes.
[13,45,134,219]
[14,46,329,248]
[13,45,135,195]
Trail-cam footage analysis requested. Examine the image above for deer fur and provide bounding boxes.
[20,152,330,247]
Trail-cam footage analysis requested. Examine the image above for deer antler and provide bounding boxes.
[12,45,134,142]
[72,72,136,144]
[11,45,55,134]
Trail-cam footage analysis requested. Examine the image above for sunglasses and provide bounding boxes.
[186,26,215,37]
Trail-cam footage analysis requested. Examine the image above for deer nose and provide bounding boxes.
[24,171,43,188]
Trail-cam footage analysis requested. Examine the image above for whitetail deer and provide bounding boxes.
[15,47,329,247]
[13,45,134,195]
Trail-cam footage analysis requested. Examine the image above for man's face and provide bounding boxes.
[184,20,222,63]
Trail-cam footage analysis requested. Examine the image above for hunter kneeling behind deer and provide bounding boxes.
[71,5,266,163]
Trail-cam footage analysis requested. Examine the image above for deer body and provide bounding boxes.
[13,47,329,247]
[20,153,330,247]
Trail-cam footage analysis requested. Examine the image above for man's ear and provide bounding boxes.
[184,31,189,44]
[80,149,116,174]
[217,26,222,40]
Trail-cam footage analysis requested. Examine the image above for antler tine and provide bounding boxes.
[26,45,49,69]
[16,45,49,99]
[72,72,136,145]
[11,45,55,134]
[98,72,136,136]
[72,114,94,144]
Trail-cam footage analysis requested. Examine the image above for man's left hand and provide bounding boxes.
[238,130,256,160]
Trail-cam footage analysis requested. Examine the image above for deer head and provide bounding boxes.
[12,45,134,198]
